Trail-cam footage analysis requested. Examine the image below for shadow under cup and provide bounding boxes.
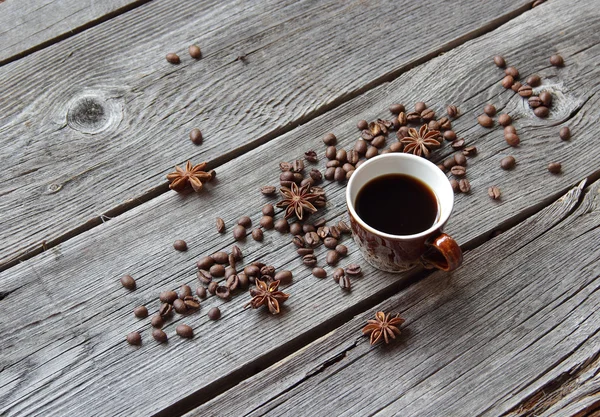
[345,153,461,273]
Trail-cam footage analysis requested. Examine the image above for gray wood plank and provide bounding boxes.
[0,0,145,63]
[0,0,533,268]
[2,0,600,415]
[189,179,600,417]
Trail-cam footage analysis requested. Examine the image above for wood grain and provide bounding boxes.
[190,179,600,417]
[0,0,146,64]
[0,0,533,267]
[2,0,600,415]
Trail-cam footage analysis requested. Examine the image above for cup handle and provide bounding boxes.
[421,233,463,271]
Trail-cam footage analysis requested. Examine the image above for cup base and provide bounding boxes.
[362,254,418,273]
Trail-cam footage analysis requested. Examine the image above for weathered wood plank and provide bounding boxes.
[1,0,600,415]
[189,179,600,417]
[0,0,533,267]
[0,0,146,64]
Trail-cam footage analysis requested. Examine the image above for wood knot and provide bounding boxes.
[66,93,123,134]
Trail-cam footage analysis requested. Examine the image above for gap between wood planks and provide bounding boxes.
[154,175,599,417]
[0,1,553,272]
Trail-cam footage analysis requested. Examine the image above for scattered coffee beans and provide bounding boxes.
[323,133,337,146]
[459,179,471,193]
[176,324,194,338]
[501,75,514,89]
[215,286,230,299]
[260,185,276,196]
[483,104,497,116]
[166,53,180,64]
[160,290,178,304]
[332,268,345,282]
[210,264,226,277]
[233,225,246,240]
[196,286,207,299]
[339,275,351,291]
[159,303,173,318]
[173,240,187,251]
[446,105,459,118]
[134,306,148,318]
[303,254,318,267]
[463,146,477,156]
[526,74,541,87]
[528,96,542,108]
[477,114,494,128]
[208,307,221,320]
[550,54,564,67]
[152,329,168,343]
[518,85,533,98]
[493,55,506,67]
[548,162,562,174]
[127,331,142,345]
[498,114,512,126]
[260,216,274,229]
[534,106,549,118]
[312,267,327,278]
[151,315,164,328]
[488,186,501,200]
[274,270,293,284]
[539,91,552,106]
[443,130,457,142]
[120,275,136,290]
[179,284,192,298]
[211,251,229,264]
[511,81,522,93]
[505,133,520,147]
[450,166,466,177]
[345,264,362,277]
[389,104,405,114]
[173,299,187,314]
[559,127,571,140]
[500,156,516,170]
[505,66,519,78]
[189,128,202,145]
[274,218,289,233]
[335,244,348,256]
[252,228,264,241]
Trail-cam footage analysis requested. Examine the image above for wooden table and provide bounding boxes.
[1,0,599,415]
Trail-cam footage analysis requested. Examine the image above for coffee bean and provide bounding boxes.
[317,226,329,239]
[463,146,477,157]
[458,179,471,193]
[304,150,318,163]
[303,224,316,233]
[166,53,180,64]
[333,167,345,182]
[365,146,379,159]
[477,114,494,128]
[326,146,337,160]
[548,162,562,174]
[274,270,293,284]
[526,74,541,87]
[134,306,148,318]
[454,153,467,166]
[511,81,523,93]
[389,103,405,114]
[299,177,313,188]
[396,112,407,126]
[311,267,327,278]
[450,179,460,193]
[415,102,427,113]
[237,273,249,289]
[389,142,403,153]
[152,329,168,343]
[307,169,322,183]
[361,130,374,141]
[274,219,289,233]
[428,120,441,131]
[279,161,292,172]
[331,268,345,282]
[550,54,564,67]
[197,269,212,284]
[232,225,246,241]
[322,133,337,146]
[176,324,193,339]
[159,303,173,318]
[336,149,347,162]
[322,237,337,249]
[352,140,367,156]
[339,275,351,291]
[501,75,514,89]
[127,332,142,345]
[292,235,305,248]
[451,139,465,149]
[249,228,262,241]
[357,120,368,130]
[443,130,457,142]
[196,286,207,299]
[297,248,314,257]
[257,216,273,230]
[160,290,178,304]
[292,159,305,173]
[207,281,218,295]
[406,111,421,123]
[335,245,348,257]
[293,173,303,184]
[488,186,501,200]
[173,299,187,314]
[187,44,202,59]
[450,166,466,177]
[303,254,318,267]
[189,128,203,145]
[539,91,552,107]
[505,133,520,147]
[210,264,225,278]
[438,117,452,130]
[208,307,221,320]
[371,135,386,149]
[215,285,230,299]
[216,217,225,233]
[151,314,164,328]
[534,106,549,118]
[209,252,226,264]
[518,85,533,98]
[559,126,571,140]
[446,105,459,118]
[443,157,456,170]
[505,66,519,78]
[397,126,410,139]
[326,160,340,168]
[438,164,446,172]
[337,221,351,234]
[120,275,136,290]
[498,114,512,126]
[289,222,302,236]
[528,96,542,108]
[280,171,294,184]
[421,108,435,122]
[500,156,516,170]
[260,186,276,196]
[326,250,340,266]
[305,231,320,247]
[243,265,259,278]
[481,104,496,117]
[179,284,192,299]
[230,245,242,262]
[493,55,506,67]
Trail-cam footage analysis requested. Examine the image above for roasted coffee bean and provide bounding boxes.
[406,111,421,123]
[274,270,293,284]
[454,153,467,166]
[188,44,202,59]
[477,114,494,128]
[244,265,260,277]
[207,281,218,295]
[314,217,327,227]
[260,265,275,277]
[389,103,405,114]
[415,102,427,113]
[371,135,386,148]
[528,96,542,108]
[459,179,471,193]
[335,149,347,163]
[498,114,512,126]
[152,329,168,343]
[323,133,337,145]
[389,142,403,152]
[438,117,452,130]
[197,269,213,285]
[450,166,466,177]
[209,264,225,278]
[166,53,180,64]
[394,112,407,128]
[324,237,338,249]
[332,268,345,282]
[337,221,351,234]
[511,81,523,92]
[397,126,410,138]
[326,250,340,266]
[450,179,460,193]
[231,245,243,261]
[345,150,358,166]
[451,138,465,149]
[159,303,173,318]
[493,55,506,67]
[361,130,374,141]
[312,267,327,278]
[438,164,446,172]
[233,225,247,240]
[173,299,187,314]
[482,104,496,117]
[292,159,305,173]
[526,74,541,87]
[238,273,249,289]
[211,251,229,264]
[316,226,329,239]
[215,286,230,299]
[297,248,314,257]
[505,66,519,78]
[335,244,348,256]
[289,222,302,236]
[346,170,355,179]
[501,75,514,89]
[356,120,368,130]
[280,171,294,184]
[365,146,379,159]
[120,275,136,290]
[293,235,306,248]
[179,284,192,299]
[550,54,564,67]
[539,91,552,107]
[299,178,313,188]
[260,205,274,219]
[328,226,340,239]
[548,162,562,174]
[305,231,320,247]
[196,256,214,271]
[518,85,533,98]
[151,314,164,328]
[160,290,178,304]
[443,157,456,170]
[488,186,501,200]
[446,105,459,118]
[134,306,148,318]
[338,275,351,291]
[189,128,203,145]
[462,146,477,157]
[428,120,441,131]
[176,324,193,338]
[534,106,549,118]
[303,224,316,233]
[421,108,435,121]
[196,286,207,299]
[257,216,274,231]
[333,167,345,182]
[355,160,364,169]
[326,160,340,168]
[326,146,337,160]
[442,130,456,142]
[260,185,277,197]
[559,126,571,140]
[182,296,200,312]
[505,133,520,147]
[216,217,225,233]
[500,156,516,170]
[274,218,289,233]
[292,172,304,184]
[208,307,221,320]
[354,139,368,155]
[250,228,262,241]
[127,332,142,345]
[304,150,318,163]
[307,169,322,183]
[303,254,318,267]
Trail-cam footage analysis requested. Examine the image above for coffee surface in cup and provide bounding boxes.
[355,173,438,235]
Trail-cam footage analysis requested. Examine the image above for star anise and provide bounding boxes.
[276,183,318,220]
[400,124,441,158]
[362,311,405,345]
[166,161,215,193]
[244,279,289,315]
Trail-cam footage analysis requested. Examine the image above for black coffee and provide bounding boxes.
[355,173,438,235]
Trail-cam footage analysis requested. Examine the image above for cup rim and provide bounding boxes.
[345,153,453,240]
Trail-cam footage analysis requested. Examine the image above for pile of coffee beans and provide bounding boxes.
[166,44,202,64]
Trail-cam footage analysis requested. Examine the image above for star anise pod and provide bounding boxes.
[362,311,405,345]
[276,183,318,220]
[244,279,289,315]
[166,161,215,193]
[400,124,441,158]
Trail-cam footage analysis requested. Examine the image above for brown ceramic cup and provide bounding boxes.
[346,153,462,272]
